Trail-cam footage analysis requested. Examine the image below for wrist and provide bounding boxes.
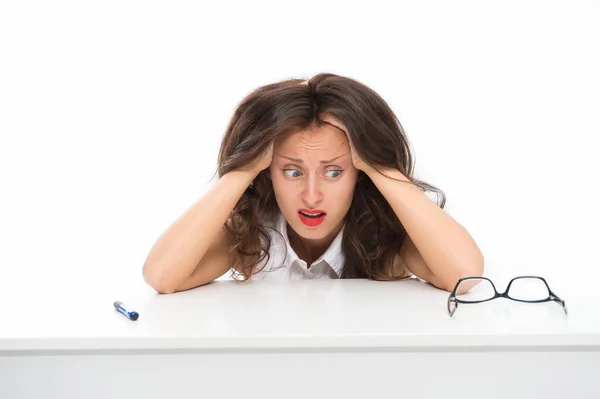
[224,169,257,187]
[366,166,411,182]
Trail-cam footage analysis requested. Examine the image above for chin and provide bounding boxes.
[292,215,335,237]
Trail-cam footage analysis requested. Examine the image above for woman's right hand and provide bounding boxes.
[249,141,274,175]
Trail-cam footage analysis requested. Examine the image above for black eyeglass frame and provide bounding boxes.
[447,276,567,317]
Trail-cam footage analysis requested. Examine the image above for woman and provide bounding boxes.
[142,73,484,294]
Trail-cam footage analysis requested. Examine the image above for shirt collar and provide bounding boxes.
[276,211,346,277]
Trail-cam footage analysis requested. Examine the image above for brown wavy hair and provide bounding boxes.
[212,73,446,281]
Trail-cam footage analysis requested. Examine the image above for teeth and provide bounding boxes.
[300,211,324,217]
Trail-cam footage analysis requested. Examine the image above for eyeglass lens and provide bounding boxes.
[455,277,550,302]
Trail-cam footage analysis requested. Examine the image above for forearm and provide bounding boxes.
[367,168,484,288]
[142,170,256,290]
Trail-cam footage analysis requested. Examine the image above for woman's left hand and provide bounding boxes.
[346,135,372,173]
[321,114,372,173]
[346,135,367,172]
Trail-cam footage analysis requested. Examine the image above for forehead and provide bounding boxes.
[277,122,347,151]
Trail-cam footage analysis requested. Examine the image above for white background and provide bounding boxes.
[1,0,598,300]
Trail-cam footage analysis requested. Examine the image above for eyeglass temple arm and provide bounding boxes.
[550,291,568,314]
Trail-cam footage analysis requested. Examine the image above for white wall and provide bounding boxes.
[1,0,598,299]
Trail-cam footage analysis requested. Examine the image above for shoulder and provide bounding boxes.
[228,209,284,277]
[258,210,287,252]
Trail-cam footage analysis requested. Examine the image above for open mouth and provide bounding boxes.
[298,210,327,226]
[299,211,326,218]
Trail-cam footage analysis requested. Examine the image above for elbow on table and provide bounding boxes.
[448,252,485,294]
[142,263,178,295]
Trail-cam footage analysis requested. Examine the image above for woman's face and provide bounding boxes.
[269,118,359,242]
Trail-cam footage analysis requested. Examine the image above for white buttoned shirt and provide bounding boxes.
[220,211,346,281]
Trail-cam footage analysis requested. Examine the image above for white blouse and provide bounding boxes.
[220,211,346,281]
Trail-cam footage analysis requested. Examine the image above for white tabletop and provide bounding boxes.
[1,276,598,354]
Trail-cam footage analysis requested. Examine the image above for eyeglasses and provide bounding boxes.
[447,276,567,317]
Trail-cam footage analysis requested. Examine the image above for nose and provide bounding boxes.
[301,174,323,207]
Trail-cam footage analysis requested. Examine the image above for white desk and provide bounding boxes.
[1,278,599,398]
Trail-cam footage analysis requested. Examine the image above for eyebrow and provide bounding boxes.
[277,154,347,164]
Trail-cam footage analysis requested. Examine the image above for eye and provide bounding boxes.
[325,170,343,178]
[282,169,302,178]
[282,169,344,179]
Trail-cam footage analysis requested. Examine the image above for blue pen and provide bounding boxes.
[114,301,139,321]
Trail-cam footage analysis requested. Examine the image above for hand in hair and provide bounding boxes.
[346,136,370,173]
[321,115,370,173]
[249,141,274,175]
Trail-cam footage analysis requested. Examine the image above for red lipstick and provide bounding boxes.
[298,209,327,227]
